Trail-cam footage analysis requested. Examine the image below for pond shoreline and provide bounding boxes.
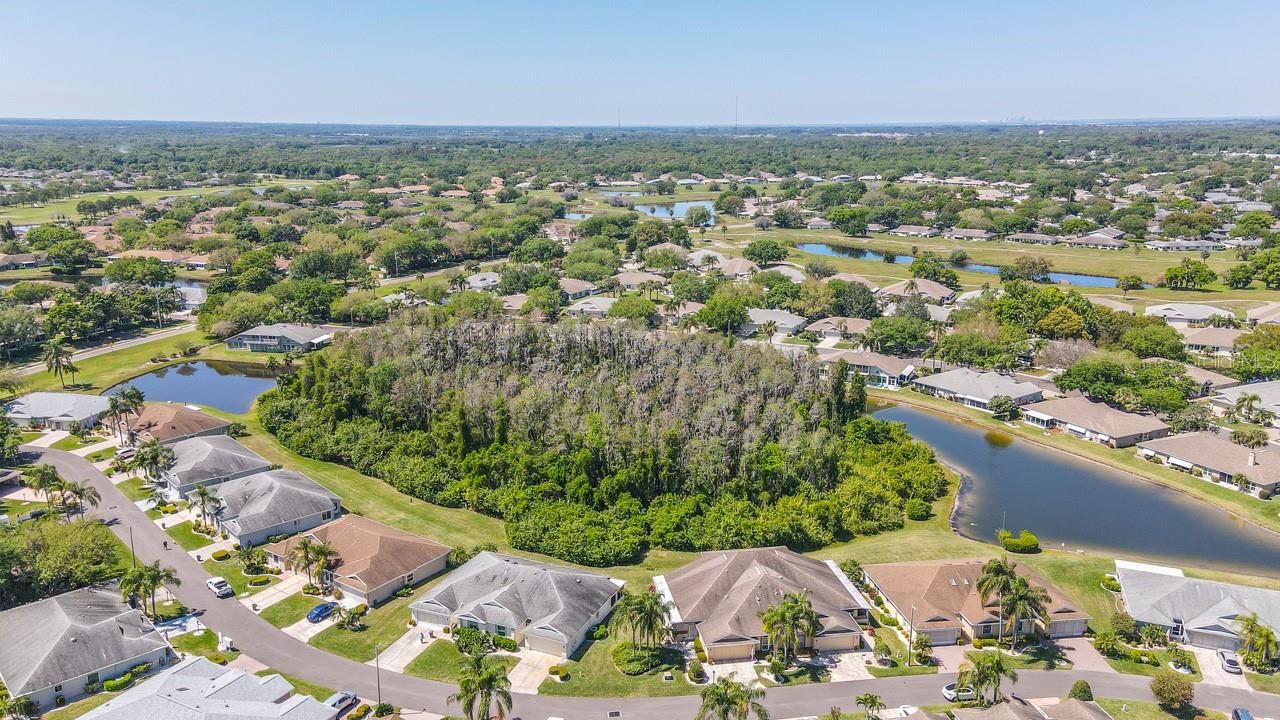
[871,389,1280,549]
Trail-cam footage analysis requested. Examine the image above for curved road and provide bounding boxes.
[32,446,1280,720]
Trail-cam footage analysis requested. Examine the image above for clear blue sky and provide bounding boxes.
[4,0,1278,126]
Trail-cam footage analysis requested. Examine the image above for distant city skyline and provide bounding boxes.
[4,1,1279,126]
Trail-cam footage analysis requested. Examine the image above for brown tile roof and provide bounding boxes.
[806,317,872,335]
[265,515,450,593]
[661,547,866,645]
[864,558,1088,632]
[1139,432,1280,488]
[125,404,231,443]
[1022,397,1169,438]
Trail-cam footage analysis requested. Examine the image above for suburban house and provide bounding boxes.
[1006,232,1059,245]
[864,559,1089,646]
[79,656,337,720]
[544,222,577,243]
[159,436,272,499]
[719,257,760,280]
[106,249,192,265]
[1146,359,1239,397]
[1117,560,1280,651]
[1146,239,1226,252]
[499,293,527,315]
[826,272,880,293]
[880,278,956,305]
[912,368,1043,411]
[1210,380,1280,425]
[806,316,871,339]
[1063,233,1127,250]
[944,228,993,241]
[0,252,49,270]
[954,698,1114,720]
[743,308,808,336]
[410,552,623,658]
[1144,303,1224,326]
[888,224,940,237]
[265,514,451,607]
[1246,302,1280,326]
[817,349,917,388]
[612,270,666,291]
[762,264,806,283]
[0,584,174,710]
[203,470,342,548]
[558,277,598,300]
[1138,432,1280,492]
[225,324,332,353]
[566,296,616,318]
[465,271,501,292]
[1180,326,1245,357]
[654,547,871,661]
[1021,397,1170,448]
[806,217,835,230]
[687,249,726,269]
[124,403,230,445]
[4,392,110,430]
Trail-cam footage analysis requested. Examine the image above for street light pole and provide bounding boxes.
[374,643,382,707]
[908,604,916,667]
[128,526,136,567]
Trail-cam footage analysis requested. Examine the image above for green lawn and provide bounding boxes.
[164,520,214,551]
[756,662,830,686]
[254,669,334,701]
[1105,646,1202,682]
[39,691,120,720]
[1097,698,1224,720]
[0,182,314,226]
[964,645,1072,671]
[403,640,519,683]
[1247,671,1280,694]
[865,611,939,678]
[49,434,104,451]
[0,496,44,517]
[538,632,695,698]
[260,593,321,629]
[308,589,418,662]
[170,629,240,663]
[19,431,44,443]
[203,557,279,597]
[115,476,153,502]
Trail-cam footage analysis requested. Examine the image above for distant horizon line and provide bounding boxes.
[3,114,1280,131]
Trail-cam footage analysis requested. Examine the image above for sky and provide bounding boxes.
[4,0,1280,127]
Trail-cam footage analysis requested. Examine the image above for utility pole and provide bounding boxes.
[734,96,739,133]
[907,604,916,667]
[128,526,136,567]
[374,643,382,707]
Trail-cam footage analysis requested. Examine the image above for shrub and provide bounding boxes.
[1101,576,1121,592]
[55,695,65,707]
[211,549,230,561]
[209,652,230,665]
[591,624,609,640]
[267,534,288,543]
[394,586,414,598]
[1151,669,1195,710]
[973,638,991,649]
[83,681,101,694]
[350,604,368,616]
[687,658,705,682]
[1112,612,1138,642]
[612,643,664,675]
[302,584,321,595]
[103,674,134,692]
[548,665,569,680]
[350,705,371,719]
[879,615,899,628]
[696,649,708,663]
[248,576,271,587]
[1069,680,1094,701]
[331,588,343,600]
[1261,488,1273,500]
[373,703,395,717]
[904,498,931,520]
[693,637,704,653]
[453,626,490,656]
[129,662,153,676]
[997,529,1040,553]
[493,635,518,652]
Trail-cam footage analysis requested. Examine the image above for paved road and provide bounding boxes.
[14,322,195,377]
[28,446,1280,720]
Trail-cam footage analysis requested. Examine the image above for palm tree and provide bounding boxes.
[1234,392,1262,423]
[609,589,641,648]
[235,546,267,574]
[1237,613,1278,665]
[449,652,513,720]
[634,589,673,649]
[0,694,37,720]
[110,386,144,443]
[758,592,821,666]
[24,463,64,507]
[106,395,123,444]
[309,541,339,589]
[760,320,779,339]
[958,650,1018,705]
[977,557,1018,646]
[695,678,769,720]
[61,480,100,519]
[288,537,318,586]
[122,561,181,619]
[856,693,886,720]
[1000,576,1050,652]
[119,564,148,611]
[131,438,175,483]
[189,484,216,528]
[42,336,74,388]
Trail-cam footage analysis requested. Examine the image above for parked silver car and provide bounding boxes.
[1219,650,1243,675]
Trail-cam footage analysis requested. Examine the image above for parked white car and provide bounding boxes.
[943,682,977,702]
[206,576,233,598]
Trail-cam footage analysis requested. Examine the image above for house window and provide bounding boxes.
[87,673,99,685]
[54,684,62,692]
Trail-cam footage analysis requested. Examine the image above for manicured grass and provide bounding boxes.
[203,557,279,597]
[403,640,519,683]
[1105,646,1202,682]
[0,182,314,225]
[153,597,189,623]
[18,328,205,393]
[756,661,830,686]
[50,434,103,450]
[164,520,215,551]
[1246,670,1280,694]
[964,644,1072,671]
[170,628,240,662]
[115,475,153,502]
[1097,698,1225,720]
[85,448,116,462]
[254,669,335,701]
[0,497,44,517]
[538,632,694,698]
[39,691,119,720]
[260,593,321,629]
[865,610,939,678]
[19,431,44,443]
[308,589,418,662]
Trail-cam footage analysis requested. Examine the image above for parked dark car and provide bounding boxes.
[307,602,338,623]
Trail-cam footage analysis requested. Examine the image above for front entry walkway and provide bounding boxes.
[71,437,119,457]
[370,626,432,673]
[25,430,68,448]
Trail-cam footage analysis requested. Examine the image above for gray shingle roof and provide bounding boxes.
[412,552,621,645]
[209,470,341,536]
[233,324,331,345]
[80,656,336,720]
[1118,562,1280,645]
[167,436,271,486]
[0,584,171,697]
[5,392,110,423]
[913,368,1042,403]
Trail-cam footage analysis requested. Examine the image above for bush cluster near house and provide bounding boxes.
[258,317,948,566]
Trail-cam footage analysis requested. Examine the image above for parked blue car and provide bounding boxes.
[306,602,338,623]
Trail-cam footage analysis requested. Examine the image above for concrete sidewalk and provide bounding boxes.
[283,614,337,642]
[507,651,560,694]
[243,573,307,610]
[25,430,69,448]
[71,437,119,457]
[369,626,433,673]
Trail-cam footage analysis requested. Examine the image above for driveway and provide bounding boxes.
[25,430,69,448]
[28,445,1280,720]
[1058,638,1115,674]
[243,573,307,611]
[283,615,337,643]
[506,650,561,694]
[1191,646,1250,690]
[932,644,968,673]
